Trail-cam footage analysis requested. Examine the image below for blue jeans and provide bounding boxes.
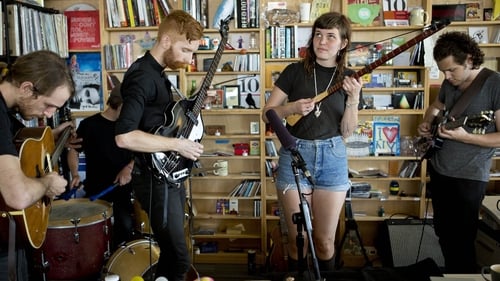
[276,136,350,191]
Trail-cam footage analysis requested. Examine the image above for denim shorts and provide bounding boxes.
[275,136,350,192]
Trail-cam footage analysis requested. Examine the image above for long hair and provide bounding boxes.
[303,12,352,83]
[0,50,75,98]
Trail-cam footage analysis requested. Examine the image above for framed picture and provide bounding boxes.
[393,70,419,87]
[468,26,488,43]
[483,8,493,21]
[264,64,286,88]
[223,85,240,108]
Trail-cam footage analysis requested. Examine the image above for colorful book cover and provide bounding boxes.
[372,116,400,156]
[67,52,103,112]
[347,0,382,26]
[64,10,100,50]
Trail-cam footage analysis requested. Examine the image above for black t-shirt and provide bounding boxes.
[275,62,355,140]
[75,113,133,197]
[0,93,23,156]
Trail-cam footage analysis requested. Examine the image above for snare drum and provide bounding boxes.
[36,198,113,280]
[104,239,160,281]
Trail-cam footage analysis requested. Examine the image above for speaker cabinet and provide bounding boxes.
[378,219,445,268]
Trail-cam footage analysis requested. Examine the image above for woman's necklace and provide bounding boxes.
[313,65,336,118]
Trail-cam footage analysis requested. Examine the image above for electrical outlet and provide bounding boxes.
[365,246,378,256]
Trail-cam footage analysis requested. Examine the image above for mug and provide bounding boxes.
[410,7,429,26]
[482,264,500,281]
[299,3,311,23]
[213,160,228,176]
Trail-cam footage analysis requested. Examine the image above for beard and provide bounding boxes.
[164,47,187,70]
[16,96,39,120]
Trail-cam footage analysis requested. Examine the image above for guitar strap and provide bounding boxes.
[0,211,17,281]
[448,68,495,119]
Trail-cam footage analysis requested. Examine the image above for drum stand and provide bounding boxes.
[290,155,323,281]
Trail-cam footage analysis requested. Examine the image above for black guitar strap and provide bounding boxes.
[448,68,495,119]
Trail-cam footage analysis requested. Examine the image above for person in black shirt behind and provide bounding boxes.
[67,82,135,250]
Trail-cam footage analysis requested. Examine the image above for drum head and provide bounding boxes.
[105,239,160,281]
[49,198,113,228]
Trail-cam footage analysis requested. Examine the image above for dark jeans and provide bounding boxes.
[428,165,486,274]
[132,167,190,281]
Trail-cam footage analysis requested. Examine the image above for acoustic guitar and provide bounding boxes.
[0,109,72,249]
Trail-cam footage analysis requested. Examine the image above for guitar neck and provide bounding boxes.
[287,20,450,126]
[50,127,72,171]
[190,16,231,117]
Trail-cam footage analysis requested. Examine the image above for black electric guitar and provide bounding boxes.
[150,15,232,184]
[286,19,450,126]
[419,110,495,161]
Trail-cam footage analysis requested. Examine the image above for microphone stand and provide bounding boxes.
[290,150,322,281]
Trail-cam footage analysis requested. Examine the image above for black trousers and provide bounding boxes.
[428,165,486,274]
[132,167,190,281]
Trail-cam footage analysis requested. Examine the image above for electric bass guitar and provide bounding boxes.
[150,15,232,184]
[418,110,495,161]
[286,19,451,127]
[0,108,72,249]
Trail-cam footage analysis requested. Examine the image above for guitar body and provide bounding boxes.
[151,99,204,183]
[0,127,55,249]
[419,110,494,161]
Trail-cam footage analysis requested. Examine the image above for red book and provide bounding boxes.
[64,10,101,50]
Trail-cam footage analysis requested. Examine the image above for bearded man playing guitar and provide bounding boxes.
[0,50,75,281]
[115,10,205,281]
[417,32,500,274]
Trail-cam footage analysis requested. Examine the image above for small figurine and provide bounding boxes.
[245,93,258,109]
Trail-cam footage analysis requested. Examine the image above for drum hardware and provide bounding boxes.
[70,217,81,243]
[103,210,111,235]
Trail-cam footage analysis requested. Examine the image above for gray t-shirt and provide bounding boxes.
[431,68,500,182]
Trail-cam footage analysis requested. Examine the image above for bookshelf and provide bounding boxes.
[42,0,499,267]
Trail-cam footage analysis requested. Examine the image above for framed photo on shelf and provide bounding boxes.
[264,64,286,88]
[468,26,488,43]
[223,85,241,108]
[483,8,493,21]
[393,70,419,87]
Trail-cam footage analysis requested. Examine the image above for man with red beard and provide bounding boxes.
[115,10,204,281]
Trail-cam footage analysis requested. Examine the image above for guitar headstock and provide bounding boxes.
[466,110,495,134]
[218,15,233,39]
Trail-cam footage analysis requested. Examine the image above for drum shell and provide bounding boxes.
[104,239,160,281]
[37,199,113,280]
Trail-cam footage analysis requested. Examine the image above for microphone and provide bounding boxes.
[265,109,315,185]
